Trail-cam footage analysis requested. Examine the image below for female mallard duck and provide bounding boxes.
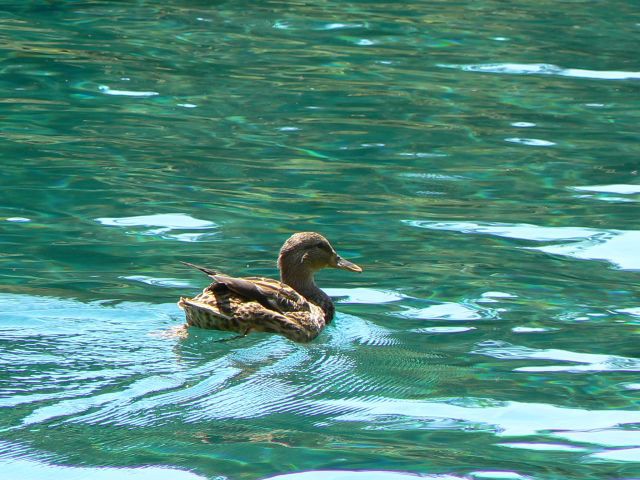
[178,232,362,342]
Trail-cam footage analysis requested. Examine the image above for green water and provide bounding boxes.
[1,1,640,479]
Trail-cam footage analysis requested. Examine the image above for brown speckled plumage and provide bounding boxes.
[178,232,362,342]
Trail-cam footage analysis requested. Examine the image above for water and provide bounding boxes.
[1,1,639,479]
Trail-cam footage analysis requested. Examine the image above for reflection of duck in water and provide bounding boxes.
[178,232,362,342]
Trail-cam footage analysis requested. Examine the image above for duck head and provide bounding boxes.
[278,232,362,276]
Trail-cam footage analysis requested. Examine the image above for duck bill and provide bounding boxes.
[335,256,363,273]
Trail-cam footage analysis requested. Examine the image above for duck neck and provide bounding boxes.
[281,268,334,322]
[281,269,322,303]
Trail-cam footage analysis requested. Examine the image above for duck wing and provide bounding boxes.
[212,275,290,314]
[242,277,309,313]
[181,262,306,314]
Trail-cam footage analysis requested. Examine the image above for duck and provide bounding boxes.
[178,232,362,342]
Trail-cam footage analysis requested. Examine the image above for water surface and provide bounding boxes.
[1,1,639,479]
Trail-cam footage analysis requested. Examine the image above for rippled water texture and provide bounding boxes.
[1,1,639,479]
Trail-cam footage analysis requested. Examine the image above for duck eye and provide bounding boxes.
[315,242,332,252]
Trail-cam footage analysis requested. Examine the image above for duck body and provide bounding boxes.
[178,232,361,343]
[179,275,327,342]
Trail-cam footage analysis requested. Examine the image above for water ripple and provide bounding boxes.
[325,287,405,304]
[552,429,640,448]
[72,367,239,426]
[590,448,640,462]
[0,457,205,480]
[122,275,194,288]
[403,220,640,270]
[186,376,298,422]
[497,442,588,452]
[572,184,640,195]
[326,313,398,347]
[571,184,640,203]
[412,326,476,334]
[312,397,640,437]
[473,340,640,373]
[395,302,498,321]
[440,63,640,80]
[21,374,185,426]
[0,443,206,479]
[95,213,219,242]
[264,471,461,480]
[470,472,531,480]
[98,85,159,97]
[504,138,555,147]
[295,352,359,398]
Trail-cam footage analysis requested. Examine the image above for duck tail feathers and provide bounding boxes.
[180,261,223,278]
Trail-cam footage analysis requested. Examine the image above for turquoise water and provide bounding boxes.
[1,1,640,479]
